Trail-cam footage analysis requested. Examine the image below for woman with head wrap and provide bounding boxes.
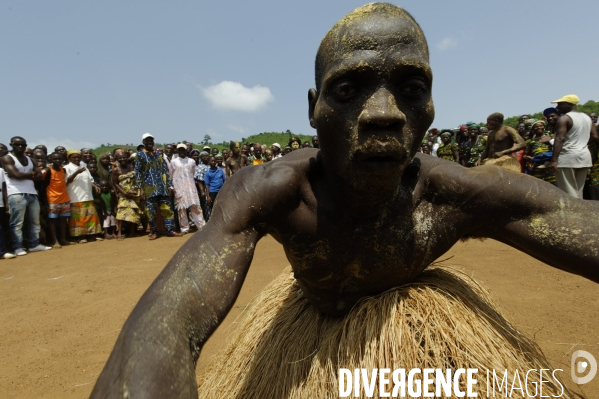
[543,107,560,134]
[523,120,556,185]
[435,131,459,163]
[64,149,103,243]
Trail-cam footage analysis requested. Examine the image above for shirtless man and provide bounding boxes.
[91,4,599,398]
[224,140,249,177]
[480,112,526,163]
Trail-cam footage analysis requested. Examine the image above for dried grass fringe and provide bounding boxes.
[197,266,571,398]
[483,155,522,173]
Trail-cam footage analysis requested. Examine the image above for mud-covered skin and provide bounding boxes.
[90,4,599,398]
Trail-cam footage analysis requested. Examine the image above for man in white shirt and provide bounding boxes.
[548,94,599,199]
[1,136,51,255]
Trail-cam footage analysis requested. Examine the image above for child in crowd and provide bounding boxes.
[204,156,226,216]
[87,161,101,187]
[98,179,117,239]
[216,154,226,174]
[43,152,71,248]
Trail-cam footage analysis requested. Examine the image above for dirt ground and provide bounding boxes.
[0,234,597,398]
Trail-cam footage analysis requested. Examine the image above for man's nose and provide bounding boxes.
[358,87,406,131]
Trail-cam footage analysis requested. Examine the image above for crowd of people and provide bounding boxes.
[420,96,598,200]
[1,94,596,260]
[0,134,320,258]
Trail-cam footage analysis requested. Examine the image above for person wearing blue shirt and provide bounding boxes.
[204,156,226,215]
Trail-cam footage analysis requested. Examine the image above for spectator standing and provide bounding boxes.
[2,136,51,255]
[171,144,205,234]
[204,156,226,216]
[43,153,71,248]
[112,149,143,241]
[549,94,598,199]
[194,151,211,220]
[65,150,102,243]
[135,133,180,239]
[0,167,15,259]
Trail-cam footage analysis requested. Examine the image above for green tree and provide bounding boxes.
[203,135,211,145]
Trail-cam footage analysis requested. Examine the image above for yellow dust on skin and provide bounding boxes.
[529,215,581,247]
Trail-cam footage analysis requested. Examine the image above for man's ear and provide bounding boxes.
[308,88,318,129]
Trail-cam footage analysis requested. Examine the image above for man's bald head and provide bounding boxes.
[315,3,428,90]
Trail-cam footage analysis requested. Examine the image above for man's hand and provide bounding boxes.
[493,151,504,159]
[547,161,558,173]
[206,195,212,204]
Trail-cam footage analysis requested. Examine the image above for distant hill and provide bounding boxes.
[502,100,598,129]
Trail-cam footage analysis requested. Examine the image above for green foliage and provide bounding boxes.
[91,130,315,157]
[239,131,314,147]
[578,100,599,114]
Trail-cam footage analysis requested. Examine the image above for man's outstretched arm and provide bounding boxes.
[90,162,300,398]
[460,166,599,283]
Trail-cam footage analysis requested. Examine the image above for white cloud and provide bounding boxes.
[436,37,458,51]
[35,137,98,152]
[226,124,247,134]
[201,81,273,112]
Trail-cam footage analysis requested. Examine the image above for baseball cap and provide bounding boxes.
[142,133,154,140]
[272,143,281,149]
[551,94,579,105]
[176,143,186,149]
[202,145,211,151]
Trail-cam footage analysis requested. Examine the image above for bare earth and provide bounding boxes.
[0,234,597,398]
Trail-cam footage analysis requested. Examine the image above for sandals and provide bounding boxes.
[148,233,158,240]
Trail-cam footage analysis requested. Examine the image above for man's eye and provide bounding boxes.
[333,83,357,98]
[400,80,427,96]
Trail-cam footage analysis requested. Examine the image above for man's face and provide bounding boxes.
[0,144,8,157]
[555,102,571,115]
[517,123,525,134]
[254,147,262,158]
[50,154,63,169]
[143,137,154,152]
[211,148,219,156]
[468,127,478,138]
[69,153,82,165]
[10,138,27,156]
[590,113,598,125]
[486,118,500,131]
[116,151,128,165]
[177,147,187,158]
[186,143,193,152]
[222,150,229,159]
[55,146,66,155]
[312,136,319,148]
[81,150,92,163]
[33,150,47,166]
[87,162,98,174]
[309,15,433,191]
[209,157,216,168]
[100,155,111,167]
[164,145,173,157]
[231,142,240,156]
[241,145,249,156]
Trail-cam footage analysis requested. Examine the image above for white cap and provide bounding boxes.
[272,143,281,149]
[176,143,186,149]
[142,133,154,140]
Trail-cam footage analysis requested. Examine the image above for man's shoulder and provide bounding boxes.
[232,149,317,190]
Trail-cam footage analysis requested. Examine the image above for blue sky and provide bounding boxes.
[1,0,598,150]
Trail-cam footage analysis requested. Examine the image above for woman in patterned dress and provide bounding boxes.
[436,131,459,163]
[524,120,556,185]
[111,149,143,240]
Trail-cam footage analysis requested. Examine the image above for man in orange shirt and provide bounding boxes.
[43,152,71,248]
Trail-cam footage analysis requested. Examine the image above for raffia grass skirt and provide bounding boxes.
[197,266,570,398]
[483,155,522,173]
